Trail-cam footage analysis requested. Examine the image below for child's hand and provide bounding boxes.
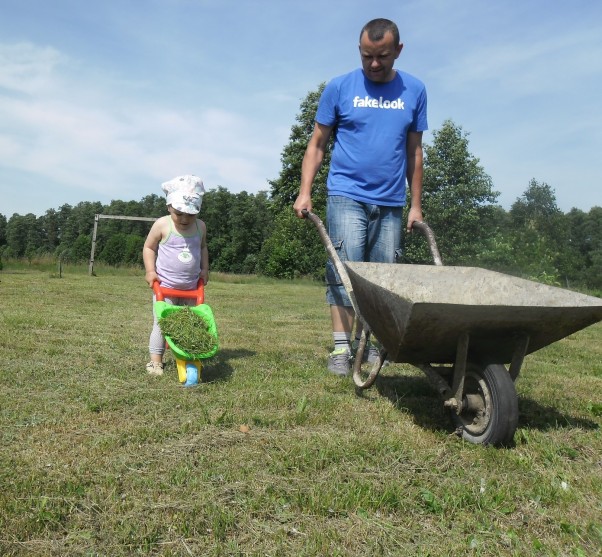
[200,269,209,285]
[145,270,159,287]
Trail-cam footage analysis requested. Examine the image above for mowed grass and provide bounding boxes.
[0,268,601,556]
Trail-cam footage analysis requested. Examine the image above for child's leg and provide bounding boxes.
[148,296,193,358]
[148,295,166,363]
[148,296,197,366]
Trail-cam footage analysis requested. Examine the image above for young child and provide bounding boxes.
[142,175,209,375]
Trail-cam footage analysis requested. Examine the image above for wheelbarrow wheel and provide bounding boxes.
[451,363,518,447]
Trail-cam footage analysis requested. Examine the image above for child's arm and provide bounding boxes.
[143,218,166,287]
[199,219,209,285]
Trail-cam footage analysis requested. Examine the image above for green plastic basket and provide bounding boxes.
[154,301,219,360]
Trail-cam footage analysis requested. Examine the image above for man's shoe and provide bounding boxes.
[351,340,380,364]
[327,348,350,377]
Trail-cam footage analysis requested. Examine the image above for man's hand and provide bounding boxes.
[293,193,312,218]
[406,206,424,233]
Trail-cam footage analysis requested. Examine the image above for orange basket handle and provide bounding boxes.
[152,279,205,305]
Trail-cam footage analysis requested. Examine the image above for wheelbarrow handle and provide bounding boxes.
[152,279,205,305]
[411,221,443,266]
[302,208,385,389]
[301,209,345,274]
[301,208,364,320]
[302,209,443,266]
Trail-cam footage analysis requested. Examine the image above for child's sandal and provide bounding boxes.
[146,361,164,376]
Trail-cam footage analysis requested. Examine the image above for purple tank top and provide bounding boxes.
[156,217,203,289]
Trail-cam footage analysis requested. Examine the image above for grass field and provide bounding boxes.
[0,266,601,556]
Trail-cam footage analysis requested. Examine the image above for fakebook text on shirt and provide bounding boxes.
[352,95,405,110]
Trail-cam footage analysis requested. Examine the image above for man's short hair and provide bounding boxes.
[360,18,400,45]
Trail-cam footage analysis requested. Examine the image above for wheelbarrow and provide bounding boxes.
[152,280,218,387]
[303,210,602,446]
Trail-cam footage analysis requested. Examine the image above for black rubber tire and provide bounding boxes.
[450,363,518,447]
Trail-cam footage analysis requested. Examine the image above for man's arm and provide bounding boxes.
[293,122,333,217]
[405,131,424,232]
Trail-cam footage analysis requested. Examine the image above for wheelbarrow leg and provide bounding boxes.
[445,332,470,414]
[509,335,530,381]
[418,333,470,414]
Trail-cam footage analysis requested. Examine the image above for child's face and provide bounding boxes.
[168,206,197,226]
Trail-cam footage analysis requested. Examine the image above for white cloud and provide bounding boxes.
[0,41,284,210]
[0,42,64,95]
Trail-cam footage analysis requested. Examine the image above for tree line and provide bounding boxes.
[1,86,600,291]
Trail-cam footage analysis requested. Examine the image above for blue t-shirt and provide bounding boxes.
[316,68,428,206]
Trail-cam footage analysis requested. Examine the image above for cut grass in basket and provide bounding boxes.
[158,306,217,356]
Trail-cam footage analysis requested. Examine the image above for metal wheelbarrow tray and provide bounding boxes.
[305,210,602,446]
[347,262,602,367]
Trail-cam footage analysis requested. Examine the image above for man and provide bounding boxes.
[293,18,428,376]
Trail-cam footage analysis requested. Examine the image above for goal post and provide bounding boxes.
[89,214,157,275]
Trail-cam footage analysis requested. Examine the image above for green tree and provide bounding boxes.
[99,233,128,265]
[404,119,500,265]
[69,234,93,262]
[222,191,272,274]
[257,210,327,279]
[124,234,145,265]
[6,214,29,257]
[139,194,166,218]
[201,187,273,274]
[202,186,237,272]
[0,213,7,248]
[578,207,602,289]
[56,204,77,246]
[269,84,329,212]
[55,201,103,255]
[40,209,61,252]
[103,200,152,237]
[4,213,43,260]
[563,208,590,287]
[259,85,330,279]
[473,205,515,273]
[508,179,567,284]
[24,214,44,261]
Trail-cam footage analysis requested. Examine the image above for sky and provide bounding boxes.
[1,0,601,218]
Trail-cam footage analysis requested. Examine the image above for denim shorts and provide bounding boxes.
[326,195,403,307]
